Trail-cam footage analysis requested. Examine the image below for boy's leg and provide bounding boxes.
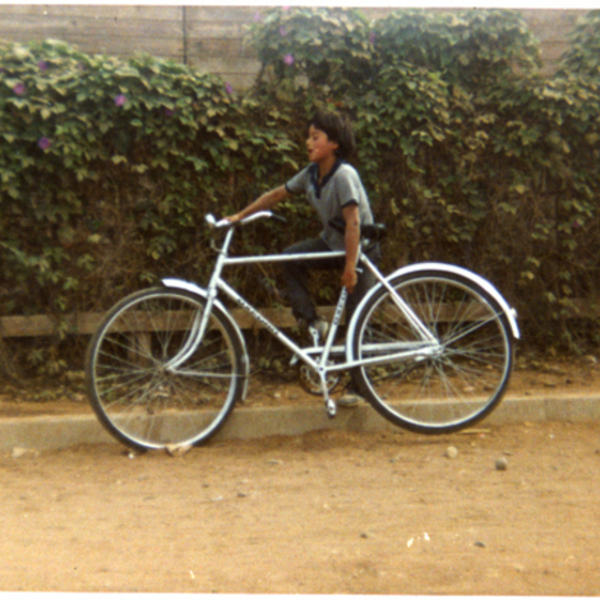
[340,243,382,407]
[282,237,342,323]
[345,243,381,324]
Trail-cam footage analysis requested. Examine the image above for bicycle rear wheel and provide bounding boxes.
[350,270,514,434]
[86,287,246,451]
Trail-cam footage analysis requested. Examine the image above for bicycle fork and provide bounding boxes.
[164,227,235,372]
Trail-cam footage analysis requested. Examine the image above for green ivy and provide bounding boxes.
[2,8,600,377]
[0,39,297,322]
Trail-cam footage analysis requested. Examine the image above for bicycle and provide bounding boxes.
[85,211,520,451]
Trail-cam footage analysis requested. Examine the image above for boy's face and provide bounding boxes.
[306,125,339,164]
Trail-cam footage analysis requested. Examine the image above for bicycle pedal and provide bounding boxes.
[326,398,337,418]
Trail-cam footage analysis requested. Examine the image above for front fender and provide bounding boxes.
[161,278,250,399]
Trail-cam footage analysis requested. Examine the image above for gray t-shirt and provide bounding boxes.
[285,160,374,251]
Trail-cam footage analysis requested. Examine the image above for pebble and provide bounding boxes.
[11,447,39,459]
[165,443,192,457]
[268,459,283,465]
[474,541,486,548]
[445,446,458,459]
[495,457,509,471]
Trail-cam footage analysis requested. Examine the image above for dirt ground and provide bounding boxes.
[1,354,600,594]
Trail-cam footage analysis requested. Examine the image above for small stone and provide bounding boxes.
[474,541,486,548]
[268,459,283,465]
[11,447,39,459]
[237,491,248,498]
[495,457,508,471]
[360,531,370,539]
[445,446,458,459]
[165,443,192,457]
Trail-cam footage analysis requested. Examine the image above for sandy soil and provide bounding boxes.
[0,354,600,593]
[1,422,599,594]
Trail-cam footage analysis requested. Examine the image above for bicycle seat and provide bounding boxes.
[328,218,387,242]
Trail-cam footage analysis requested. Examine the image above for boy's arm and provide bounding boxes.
[341,203,360,293]
[227,185,289,223]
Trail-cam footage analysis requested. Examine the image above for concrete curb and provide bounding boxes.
[2,394,600,452]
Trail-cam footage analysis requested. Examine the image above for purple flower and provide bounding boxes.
[38,137,51,150]
[38,60,48,72]
[279,26,287,37]
[163,107,175,117]
[114,94,127,107]
[253,12,263,22]
[283,54,295,66]
[225,83,234,94]
[13,82,25,95]
[369,31,376,44]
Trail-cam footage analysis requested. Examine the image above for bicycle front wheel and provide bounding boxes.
[350,270,514,434]
[86,287,246,451]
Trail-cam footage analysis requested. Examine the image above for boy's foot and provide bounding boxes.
[337,390,365,408]
[306,317,329,343]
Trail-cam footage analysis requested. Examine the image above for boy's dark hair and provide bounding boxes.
[309,110,356,161]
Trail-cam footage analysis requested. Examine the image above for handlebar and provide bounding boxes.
[205,211,286,230]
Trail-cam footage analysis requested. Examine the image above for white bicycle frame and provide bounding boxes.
[162,211,520,415]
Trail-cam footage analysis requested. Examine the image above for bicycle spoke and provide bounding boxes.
[86,288,245,450]
[353,271,513,433]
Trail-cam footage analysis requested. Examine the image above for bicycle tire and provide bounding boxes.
[85,287,246,451]
[350,270,514,434]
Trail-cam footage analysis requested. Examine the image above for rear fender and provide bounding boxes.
[346,262,520,364]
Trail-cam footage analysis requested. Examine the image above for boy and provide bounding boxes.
[226,110,379,406]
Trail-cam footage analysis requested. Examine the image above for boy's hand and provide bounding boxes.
[341,267,357,294]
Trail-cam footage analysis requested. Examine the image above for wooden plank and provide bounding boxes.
[185,6,267,23]
[2,298,599,339]
[0,5,182,20]
[186,22,251,40]
[0,31,183,60]
[187,38,249,60]
[0,306,318,338]
[187,57,261,78]
[0,14,183,39]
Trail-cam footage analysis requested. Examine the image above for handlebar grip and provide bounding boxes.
[205,214,231,229]
[270,213,287,224]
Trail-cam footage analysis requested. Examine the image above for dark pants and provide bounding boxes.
[282,237,381,326]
